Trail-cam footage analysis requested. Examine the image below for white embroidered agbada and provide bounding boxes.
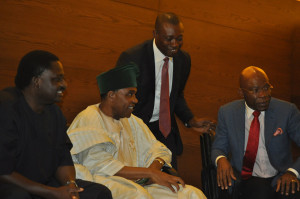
[67,104,206,199]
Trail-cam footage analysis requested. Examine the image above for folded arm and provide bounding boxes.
[0,171,81,199]
[115,163,185,193]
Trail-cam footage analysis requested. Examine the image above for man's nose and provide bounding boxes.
[133,95,138,104]
[171,39,179,47]
[61,79,67,89]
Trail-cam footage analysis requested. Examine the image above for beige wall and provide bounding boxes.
[1,0,300,188]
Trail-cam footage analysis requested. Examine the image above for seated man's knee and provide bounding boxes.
[76,179,112,199]
[0,184,31,199]
[133,187,152,199]
[92,184,112,199]
[119,183,152,199]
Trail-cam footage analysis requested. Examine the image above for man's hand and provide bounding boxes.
[148,169,185,193]
[68,182,84,199]
[48,183,83,199]
[116,165,184,193]
[189,117,217,134]
[217,157,236,190]
[0,172,83,199]
[276,171,300,196]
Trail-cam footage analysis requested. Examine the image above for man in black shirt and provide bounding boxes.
[0,50,112,199]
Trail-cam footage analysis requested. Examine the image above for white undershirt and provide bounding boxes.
[149,39,173,122]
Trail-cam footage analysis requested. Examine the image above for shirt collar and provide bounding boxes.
[245,102,265,119]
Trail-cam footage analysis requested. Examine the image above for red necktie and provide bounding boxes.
[241,110,261,180]
[159,57,171,138]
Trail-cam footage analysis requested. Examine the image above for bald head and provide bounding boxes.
[239,66,269,89]
[239,66,272,111]
[155,12,182,32]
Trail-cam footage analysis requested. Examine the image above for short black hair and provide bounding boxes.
[100,93,108,100]
[15,50,59,90]
[100,89,120,101]
[155,12,181,32]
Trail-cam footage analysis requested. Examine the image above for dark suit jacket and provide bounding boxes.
[116,39,194,155]
[211,98,300,186]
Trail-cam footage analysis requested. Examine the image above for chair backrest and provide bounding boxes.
[200,133,219,199]
[200,132,240,199]
[200,133,213,168]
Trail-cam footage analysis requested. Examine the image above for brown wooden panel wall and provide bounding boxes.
[292,27,300,109]
[1,0,300,189]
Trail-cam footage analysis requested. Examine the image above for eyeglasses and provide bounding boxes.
[240,83,273,95]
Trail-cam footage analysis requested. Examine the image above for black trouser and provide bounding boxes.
[218,170,300,199]
[239,176,275,199]
[239,176,300,199]
[148,120,178,169]
[0,179,112,199]
[219,175,300,199]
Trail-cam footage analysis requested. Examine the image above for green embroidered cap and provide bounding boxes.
[96,63,139,94]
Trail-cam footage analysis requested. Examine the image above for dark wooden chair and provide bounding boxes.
[200,132,219,199]
[200,132,240,199]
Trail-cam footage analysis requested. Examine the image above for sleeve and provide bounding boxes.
[211,106,230,165]
[57,137,74,167]
[131,116,172,167]
[56,107,74,167]
[116,51,132,67]
[76,143,125,177]
[0,104,19,175]
[287,103,300,174]
[67,107,125,177]
[173,52,194,124]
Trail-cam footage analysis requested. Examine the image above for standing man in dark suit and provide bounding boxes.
[212,66,300,199]
[116,12,215,169]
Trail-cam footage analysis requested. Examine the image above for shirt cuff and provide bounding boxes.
[287,168,299,178]
[100,159,125,176]
[215,155,226,167]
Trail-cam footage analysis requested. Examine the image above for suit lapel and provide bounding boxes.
[234,101,246,158]
[265,99,276,145]
[145,40,156,94]
[170,55,180,106]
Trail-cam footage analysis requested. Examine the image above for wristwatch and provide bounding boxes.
[155,158,165,166]
[184,122,191,128]
[65,180,78,188]
[135,178,149,185]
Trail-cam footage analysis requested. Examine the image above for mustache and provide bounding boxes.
[58,86,66,92]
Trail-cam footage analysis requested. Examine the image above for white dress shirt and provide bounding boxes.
[244,103,277,178]
[149,39,173,122]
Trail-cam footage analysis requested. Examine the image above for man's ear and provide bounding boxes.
[107,90,116,100]
[32,76,40,89]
